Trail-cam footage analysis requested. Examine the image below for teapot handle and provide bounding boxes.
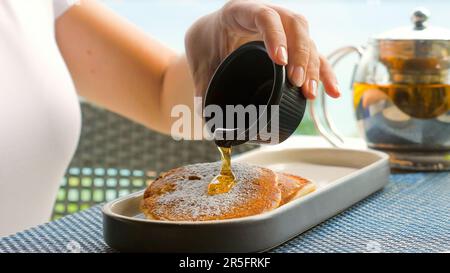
[310,46,363,147]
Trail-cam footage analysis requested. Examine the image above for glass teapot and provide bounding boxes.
[311,8,450,171]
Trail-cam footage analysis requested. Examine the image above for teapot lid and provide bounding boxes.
[375,7,450,41]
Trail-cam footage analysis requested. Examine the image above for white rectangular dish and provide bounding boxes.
[102,148,390,252]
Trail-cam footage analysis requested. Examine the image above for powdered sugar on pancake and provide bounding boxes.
[152,162,271,219]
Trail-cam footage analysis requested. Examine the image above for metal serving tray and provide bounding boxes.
[102,147,390,252]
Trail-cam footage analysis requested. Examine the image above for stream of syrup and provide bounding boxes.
[207,146,236,195]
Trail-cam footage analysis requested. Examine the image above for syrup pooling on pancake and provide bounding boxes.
[207,146,236,195]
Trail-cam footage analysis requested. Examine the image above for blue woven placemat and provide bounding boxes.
[0,172,449,253]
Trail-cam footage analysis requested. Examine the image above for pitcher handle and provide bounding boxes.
[310,46,364,147]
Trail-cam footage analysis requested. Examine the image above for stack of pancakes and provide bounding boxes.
[141,162,315,221]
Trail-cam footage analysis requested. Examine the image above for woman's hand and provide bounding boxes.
[185,0,340,100]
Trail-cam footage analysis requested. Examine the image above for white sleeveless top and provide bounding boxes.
[0,0,81,236]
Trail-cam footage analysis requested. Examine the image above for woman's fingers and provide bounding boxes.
[222,2,288,65]
[254,7,288,65]
[319,55,340,98]
[300,40,320,99]
[282,13,311,87]
[222,1,340,100]
[233,3,311,84]
[270,6,311,88]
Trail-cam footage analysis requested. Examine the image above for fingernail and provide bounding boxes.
[292,66,305,86]
[310,80,318,97]
[276,46,288,65]
[288,66,294,78]
[334,84,341,97]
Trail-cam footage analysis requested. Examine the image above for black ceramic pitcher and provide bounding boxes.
[204,41,307,147]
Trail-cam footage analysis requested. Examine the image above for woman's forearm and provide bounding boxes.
[56,0,193,134]
[159,55,197,137]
